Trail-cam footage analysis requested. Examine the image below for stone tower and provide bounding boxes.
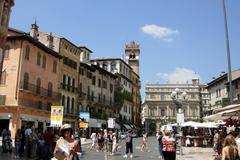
[125,41,140,75]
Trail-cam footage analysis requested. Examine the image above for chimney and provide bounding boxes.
[220,71,225,76]
[30,20,39,40]
[46,32,54,49]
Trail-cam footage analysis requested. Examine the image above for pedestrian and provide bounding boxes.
[222,135,239,160]
[97,132,104,152]
[25,126,32,158]
[19,126,25,157]
[90,132,97,150]
[108,131,113,154]
[53,124,81,160]
[141,131,148,152]
[236,133,240,153]
[31,127,38,158]
[213,130,219,155]
[162,129,176,160]
[103,129,108,152]
[123,130,133,159]
[157,131,163,159]
[112,133,117,155]
[15,129,22,159]
[36,131,45,160]
[43,127,54,160]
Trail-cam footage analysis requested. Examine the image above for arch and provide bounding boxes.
[23,72,29,89]
[48,82,53,97]
[42,55,46,68]
[25,45,30,60]
[67,96,70,113]
[37,52,41,66]
[53,60,57,73]
[71,98,75,114]
[36,78,41,94]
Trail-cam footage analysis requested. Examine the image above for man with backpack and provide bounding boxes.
[123,130,133,159]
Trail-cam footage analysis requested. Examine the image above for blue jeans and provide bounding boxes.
[159,145,163,157]
[15,142,21,156]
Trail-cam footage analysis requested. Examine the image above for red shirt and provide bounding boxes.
[162,136,176,152]
[44,131,54,145]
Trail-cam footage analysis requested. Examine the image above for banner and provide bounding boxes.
[108,118,115,129]
[50,106,64,127]
[79,112,90,128]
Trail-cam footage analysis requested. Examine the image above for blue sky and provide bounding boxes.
[10,0,240,95]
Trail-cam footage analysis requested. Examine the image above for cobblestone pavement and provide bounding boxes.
[0,137,216,160]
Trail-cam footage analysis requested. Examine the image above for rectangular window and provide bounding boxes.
[98,79,101,88]
[103,80,107,89]
[161,109,165,116]
[110,84,113,93]
[0,95,6,105]
[92,76,96,85]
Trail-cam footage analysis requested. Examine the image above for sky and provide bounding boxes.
[10,0,240,96]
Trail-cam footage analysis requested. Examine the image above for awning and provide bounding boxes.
[204,108,240,121]
[123,124,131,130]
[89,119,102,128]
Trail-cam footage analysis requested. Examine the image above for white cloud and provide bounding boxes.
[156,68,201,84]
[141,24,179,42]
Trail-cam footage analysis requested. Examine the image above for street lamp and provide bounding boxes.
[171,88,187,156]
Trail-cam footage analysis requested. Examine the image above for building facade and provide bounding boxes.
[206,70,240,116]
[142,80,202,133]
[0,28,61,137]
[91,58,133,123]
[0,0,14,90]
[38,29,81,129]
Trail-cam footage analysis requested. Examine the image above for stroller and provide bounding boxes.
[2,135,12,153]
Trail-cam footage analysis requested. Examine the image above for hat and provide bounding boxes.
[60,124,72,132]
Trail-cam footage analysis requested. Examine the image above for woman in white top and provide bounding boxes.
[90,132,97,150]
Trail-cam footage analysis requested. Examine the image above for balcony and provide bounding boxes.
[60,83,78,93]
[19,82,60,100]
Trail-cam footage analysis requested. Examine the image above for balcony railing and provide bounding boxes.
[60,83,78,93]
[19,82,60,100]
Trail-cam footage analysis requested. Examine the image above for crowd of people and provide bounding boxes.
[4,123,240,160]
[1,124,81,160]
[213,129,240,160]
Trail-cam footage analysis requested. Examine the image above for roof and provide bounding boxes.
[79,46,93,53]
[38,31,81,51]
[91,58,132,70]
[7,34,62,59]
[207,69,240,87]
[91,64,117,78]
[8,28,25,34]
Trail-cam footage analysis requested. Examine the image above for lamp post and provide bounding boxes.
[171,88,187,156]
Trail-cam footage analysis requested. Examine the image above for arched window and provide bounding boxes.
[67,96,70,113]
[25,45,30,60]
[71,98,74,114]
[37,52,41,66]
[3,45,10,59]
[23,72,29,89]
[36,78,41,94]
[53,61,57,73]
[48,82,53,97]
[42,55,46,68]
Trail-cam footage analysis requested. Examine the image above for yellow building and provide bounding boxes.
[38,30,81,130]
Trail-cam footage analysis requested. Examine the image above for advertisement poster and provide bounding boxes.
[50,106,64,127]
[108,118,115,129]
[79,112,90,128]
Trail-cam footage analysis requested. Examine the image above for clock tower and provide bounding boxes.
[125,41,140,75]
